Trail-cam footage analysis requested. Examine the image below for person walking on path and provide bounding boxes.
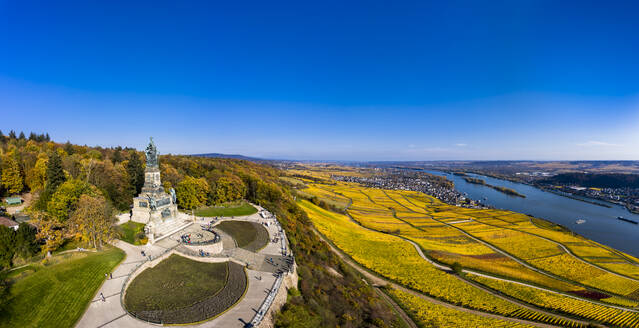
[110,272,113,279]
[100,292,105,302]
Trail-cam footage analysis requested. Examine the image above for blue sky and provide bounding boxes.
[1,0,638,160]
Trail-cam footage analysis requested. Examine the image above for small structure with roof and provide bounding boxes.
[4,197,22,206]
[0,216,19,230]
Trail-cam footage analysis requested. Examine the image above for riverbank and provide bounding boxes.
[536,187,613,208]
[463,176,526,198]
[421,169,639,258]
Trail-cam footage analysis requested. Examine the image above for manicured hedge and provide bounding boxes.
[128,261,247,324]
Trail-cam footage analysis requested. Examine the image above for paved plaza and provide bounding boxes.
[76,206,294,328]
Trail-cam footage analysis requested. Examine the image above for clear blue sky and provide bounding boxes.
[1,0,638,160]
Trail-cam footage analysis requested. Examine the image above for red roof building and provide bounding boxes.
[0,216,19,230]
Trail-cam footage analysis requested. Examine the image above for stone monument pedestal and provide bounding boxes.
[130,138,189,244]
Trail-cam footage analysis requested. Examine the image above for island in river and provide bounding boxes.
[463,176,526,198]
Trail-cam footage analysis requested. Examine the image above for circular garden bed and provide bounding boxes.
[123,254,247,324]
[215,221,269,252]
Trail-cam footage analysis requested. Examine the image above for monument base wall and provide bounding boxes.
[182,241,223,255]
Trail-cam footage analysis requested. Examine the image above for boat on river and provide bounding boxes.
[575,219,586,224]
[617,216,638,224]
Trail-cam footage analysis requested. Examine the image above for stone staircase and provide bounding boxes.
[152,218,193,243]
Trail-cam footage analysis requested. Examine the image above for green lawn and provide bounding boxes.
[124,254,228,311]
[215,221,269,252]
[118,221,147,245]
[0,248,125,328]
[194,201,257,217]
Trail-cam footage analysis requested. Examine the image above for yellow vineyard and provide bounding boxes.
[293,167,639,327]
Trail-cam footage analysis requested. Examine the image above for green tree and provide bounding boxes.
[45,151,66,192]
[36,151,66,209]
[63,141,74,155]
[14,222,39,259]
[126,152,144,196]
[111,147,123,163]
[1,155,23,195]
[69,194,116,249]
[0,225,15,269]
[47,179,97,222]
[176,176,210,209]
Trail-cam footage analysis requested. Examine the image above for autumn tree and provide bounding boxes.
[211,175,246,204]
[160,163,182,190]
[25,152,48,191]
[69,194,116,249]
[47,179,98,222]
[36,219,65,254]
[176,175,210,209]
[1,155,23,195]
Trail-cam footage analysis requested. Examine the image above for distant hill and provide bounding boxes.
[191,153,264,162]
[540,173,639,188]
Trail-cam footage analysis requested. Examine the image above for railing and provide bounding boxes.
[250,273,283,326]
[248,209,296,327]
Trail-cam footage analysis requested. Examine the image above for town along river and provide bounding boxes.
[424,170,639,258]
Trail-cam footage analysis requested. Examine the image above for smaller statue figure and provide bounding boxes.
[170,188,177,204]
[147,195,157,211]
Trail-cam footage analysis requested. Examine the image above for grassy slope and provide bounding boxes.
[124,254,227,311]
[215,221,268,251]
[195,201,257,217]
[0,248,125,328]
[118,221,146,245]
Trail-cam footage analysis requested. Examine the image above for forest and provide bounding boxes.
[541,172,639,188]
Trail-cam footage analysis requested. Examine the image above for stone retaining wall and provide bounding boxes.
[258,261,299,328]
[182,240,223,255]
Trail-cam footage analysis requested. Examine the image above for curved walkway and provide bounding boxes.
[76,208,293,328]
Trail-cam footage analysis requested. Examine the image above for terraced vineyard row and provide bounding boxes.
[469,274,639,327]
[322,182,639,306]
[293,168,639,326]
[385,288,535,328]
[299,200,581,327]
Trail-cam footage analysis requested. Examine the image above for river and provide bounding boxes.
[424,170,639,257]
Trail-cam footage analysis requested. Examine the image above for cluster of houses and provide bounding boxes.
[331,171,483,208]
